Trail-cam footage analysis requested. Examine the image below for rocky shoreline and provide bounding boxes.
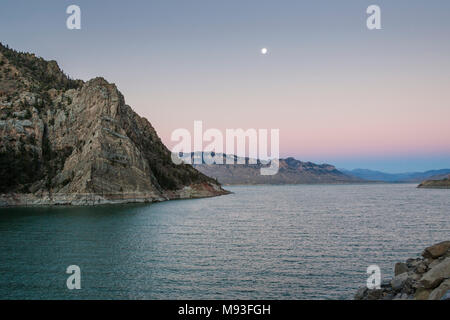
[418,176,450,189]
[355,241,450,300]
[0,182,229,207]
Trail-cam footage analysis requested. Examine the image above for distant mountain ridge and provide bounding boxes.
[189,153,362,185]
[341,168,450,183]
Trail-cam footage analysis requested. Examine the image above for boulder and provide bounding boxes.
[422,241,450,259]
[13,110,26,118]
[393,293,410,300]
[402,277,415,294]
[367,289,384,300]
[354,241,450,300]
[414,287,432,300]
[415,262,427,274]
[382,293,395,300]
[394,262,408,276]
[409,272,421,281]
[428,258,443,269]
[354,287,367,300]
[428,279,450,300]
[407,258,421,268]
[420,257,450,289]
[424,258,434,266]
[391,272,409,291]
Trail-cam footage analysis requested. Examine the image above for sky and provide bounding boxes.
[1,0,450,172]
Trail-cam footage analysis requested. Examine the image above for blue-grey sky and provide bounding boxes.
[1,0,450,172]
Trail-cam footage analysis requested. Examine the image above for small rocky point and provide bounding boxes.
[418,175,450,189]
[355,241,450,300]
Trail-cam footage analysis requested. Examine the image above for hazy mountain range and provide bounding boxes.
[189,152,450,185]
[189,153,362,185]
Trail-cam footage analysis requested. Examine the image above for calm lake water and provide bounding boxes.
[0,184,449,299]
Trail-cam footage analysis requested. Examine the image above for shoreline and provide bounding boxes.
[223,181,417,187]
[355,241,450,300]
[417,186,450,189]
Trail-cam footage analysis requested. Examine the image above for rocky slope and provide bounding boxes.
[193,153,362,185]
[418,176,450,189]
[0,43,228,206]
[355,241,450,300]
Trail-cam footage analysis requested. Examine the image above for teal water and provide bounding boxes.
[0,184,449,299]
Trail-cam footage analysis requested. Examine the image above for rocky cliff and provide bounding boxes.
[193,153,362,185]
[0,43,228,206]
[355,241,450,300]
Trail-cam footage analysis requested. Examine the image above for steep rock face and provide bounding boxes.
[0,43,228,206]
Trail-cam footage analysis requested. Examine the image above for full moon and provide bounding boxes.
[261,48,268,55]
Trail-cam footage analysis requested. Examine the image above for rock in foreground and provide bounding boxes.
[355,241,450,300]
